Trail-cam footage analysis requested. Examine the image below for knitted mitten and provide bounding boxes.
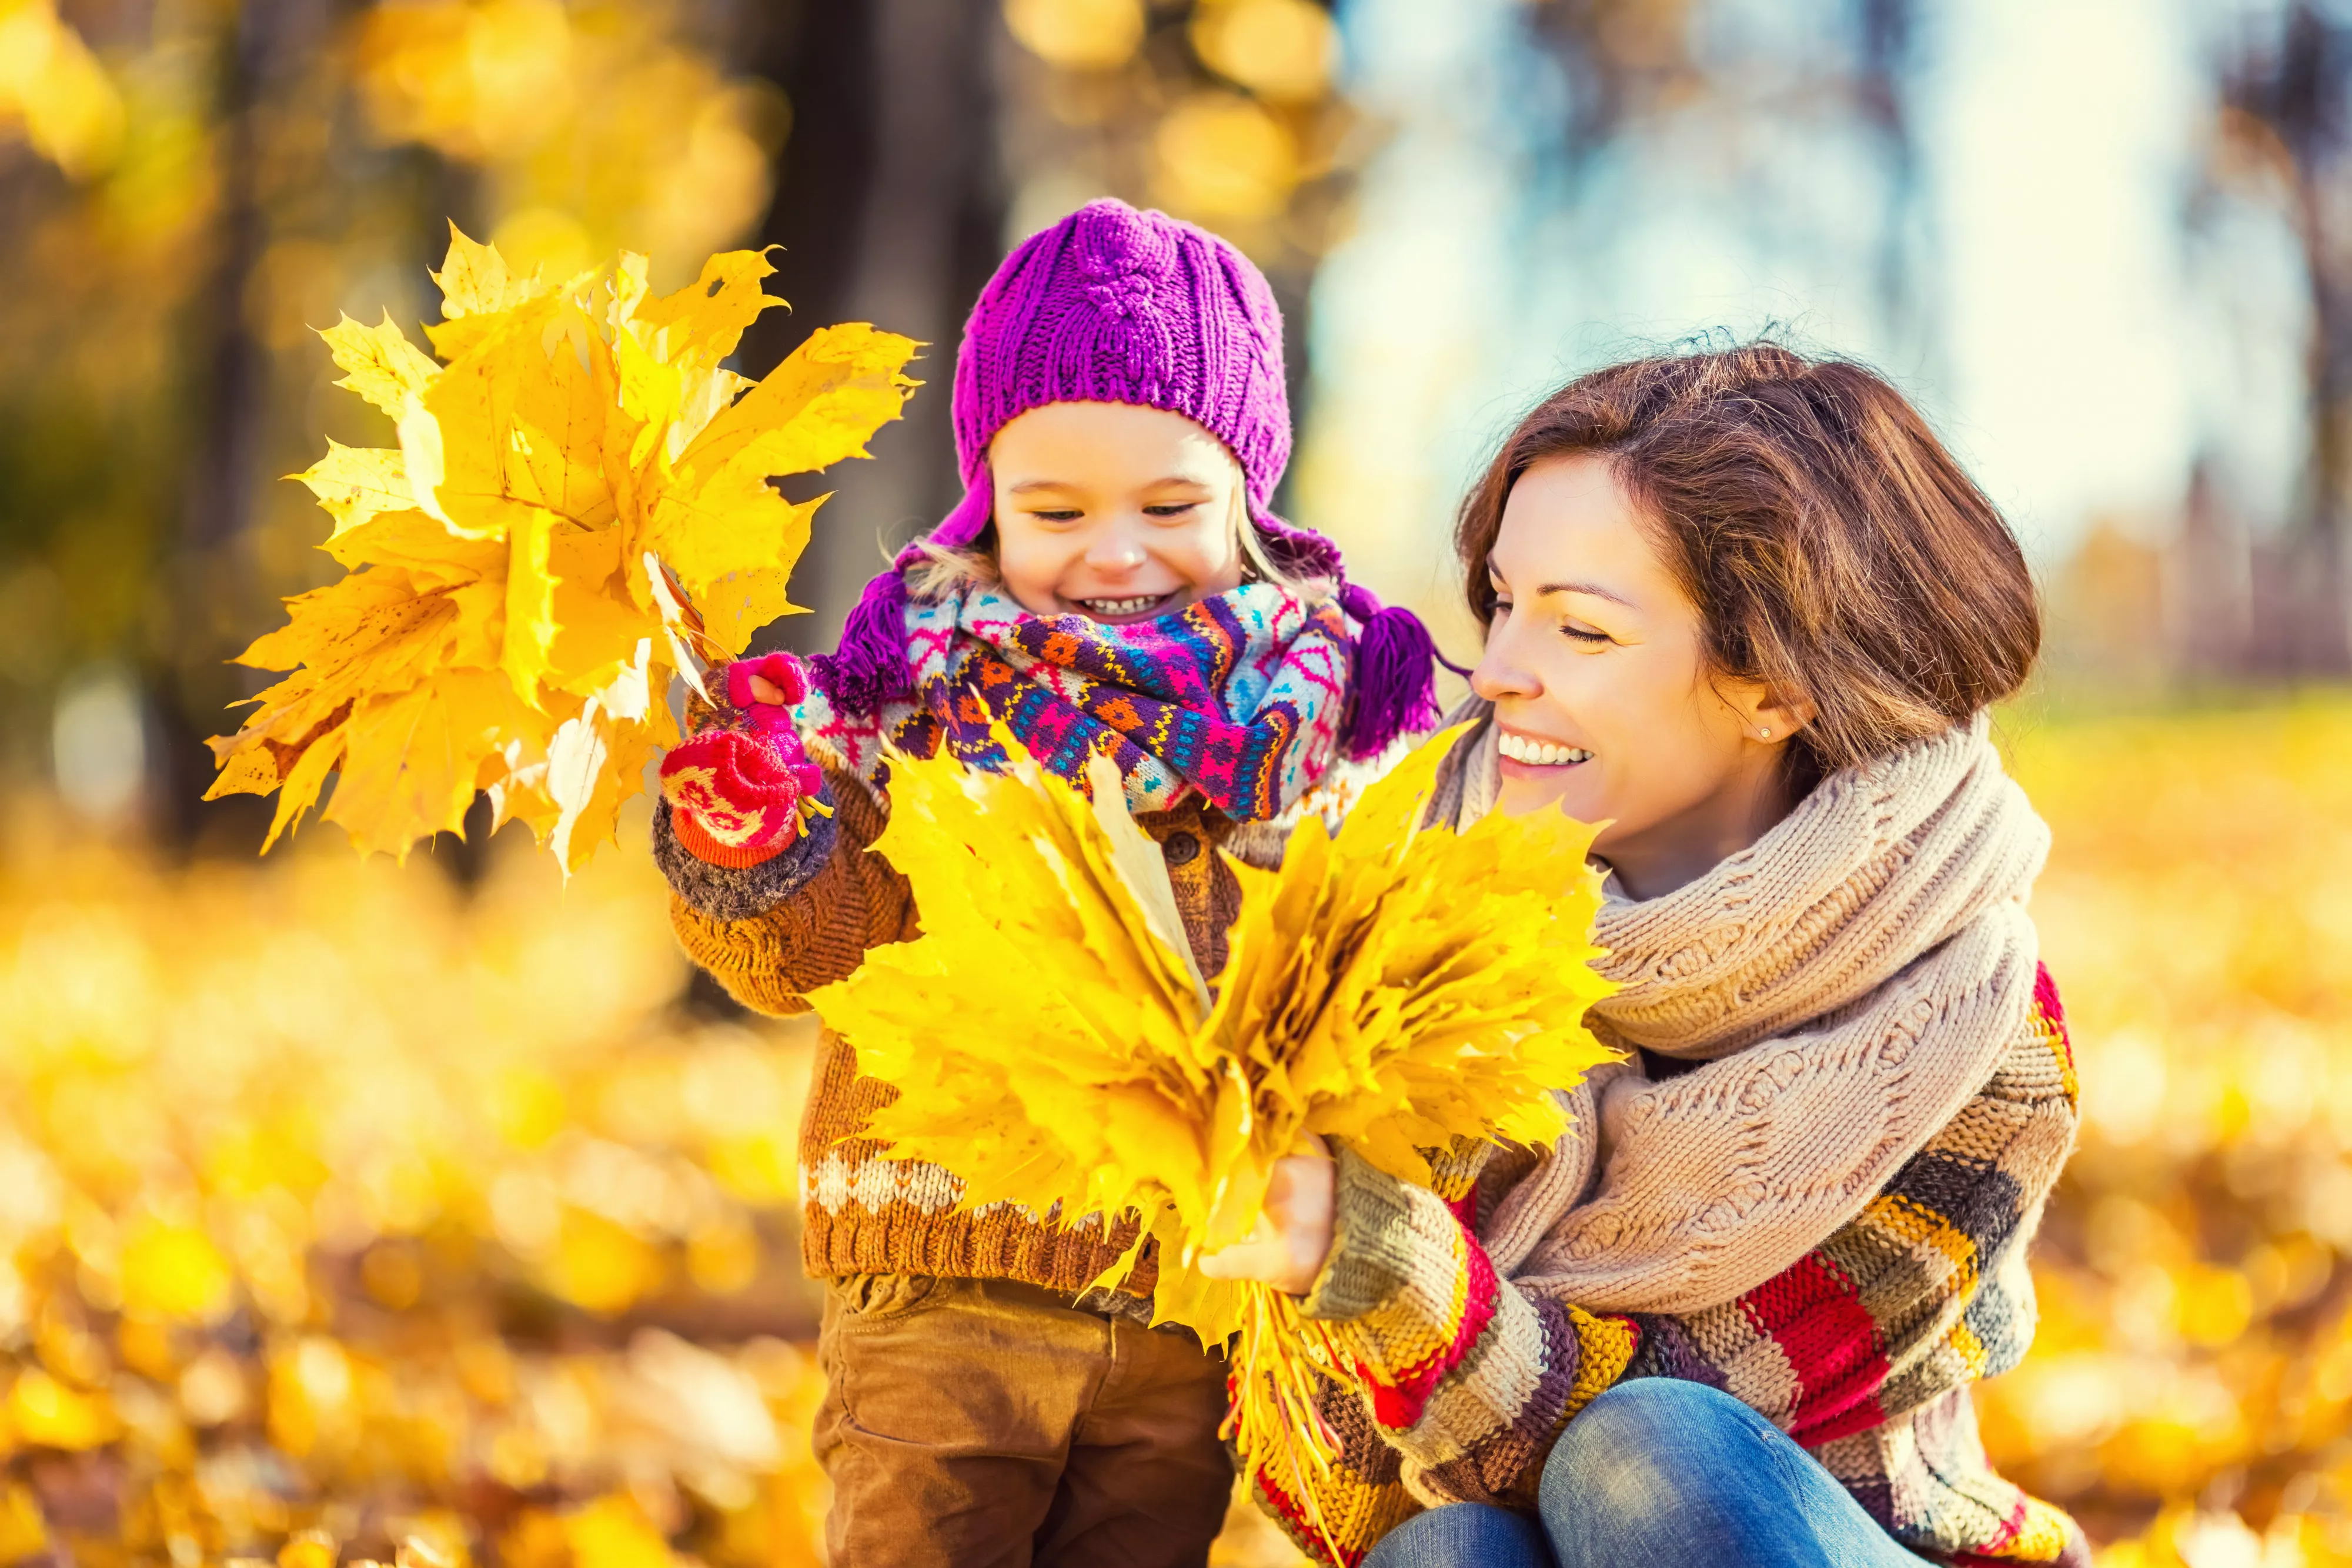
[659,654,826,868]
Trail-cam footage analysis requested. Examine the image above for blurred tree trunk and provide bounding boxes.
[2221,0,2352,671]
[1855,0,1926,360]
[737,0,1004,654]
[159,0,339,850]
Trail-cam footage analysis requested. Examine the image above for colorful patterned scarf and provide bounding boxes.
[793,581,1352,822]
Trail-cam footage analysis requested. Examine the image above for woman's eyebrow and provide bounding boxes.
[1484,563,1635,609]
[1536,579,1636,608]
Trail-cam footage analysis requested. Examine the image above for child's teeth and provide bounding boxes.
[1084,595,1161,614]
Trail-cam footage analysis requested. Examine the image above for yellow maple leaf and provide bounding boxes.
[320,309,442,419]
[292,440,417,539]
[208,226,919,870]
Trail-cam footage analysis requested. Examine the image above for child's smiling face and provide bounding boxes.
[1472,453,1811,899]
[988,401,1250,625]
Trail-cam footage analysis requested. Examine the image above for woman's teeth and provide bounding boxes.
[1075,594,1168,616]
[1498,733,1593,767]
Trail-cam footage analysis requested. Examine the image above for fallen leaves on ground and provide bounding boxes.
[0,803,830,1567]
[1984,695,2352,1564]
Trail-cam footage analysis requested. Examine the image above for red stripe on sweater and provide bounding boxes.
[1445,1184,1478,1229]
[2033,962,2075,1068]
[1362,1226,1499,1432]
[1948,1503,2029,1568]
[1739,1252,1889,1443]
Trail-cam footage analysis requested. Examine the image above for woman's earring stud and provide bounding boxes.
[1759,728,1772,740]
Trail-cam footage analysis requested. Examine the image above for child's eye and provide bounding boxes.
[1027,508,1084,523]
[1142,502,1201,518]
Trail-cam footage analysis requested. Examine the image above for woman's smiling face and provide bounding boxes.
[988,400,1249,625]
[1472,453,1803,897]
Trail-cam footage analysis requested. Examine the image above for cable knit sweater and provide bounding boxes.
[1250,713,2090,1568]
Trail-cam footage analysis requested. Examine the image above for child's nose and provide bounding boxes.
[1083,526,1149,573]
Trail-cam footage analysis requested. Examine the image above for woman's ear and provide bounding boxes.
[1753,688,1818,743]
[1718,676,1816,744]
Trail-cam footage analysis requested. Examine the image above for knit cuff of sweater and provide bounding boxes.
[654,793,838,922]
[1299,1146,1421,1322]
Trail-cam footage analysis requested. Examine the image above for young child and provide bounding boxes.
[1201,345,2090,1568]
[651,199,1440,1568]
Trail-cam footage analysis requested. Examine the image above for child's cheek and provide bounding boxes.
[992,525,1067,617]
[1180,523,1247,599]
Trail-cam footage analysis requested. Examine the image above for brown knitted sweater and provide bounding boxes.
[664,768,1257,1299]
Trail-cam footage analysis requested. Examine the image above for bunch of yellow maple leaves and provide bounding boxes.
[810,730,1615,1511]
[205,230,916,871]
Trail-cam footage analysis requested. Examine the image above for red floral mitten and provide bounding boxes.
[659,654,825,868]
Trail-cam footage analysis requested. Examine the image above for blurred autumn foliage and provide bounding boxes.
[6,0,2352,1564]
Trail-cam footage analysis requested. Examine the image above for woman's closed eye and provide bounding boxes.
[1561,620,1611,644]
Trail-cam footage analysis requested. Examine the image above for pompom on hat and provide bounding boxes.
[808,198,1439,758]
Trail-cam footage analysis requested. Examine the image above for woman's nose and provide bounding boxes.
[1470,623,1541,704]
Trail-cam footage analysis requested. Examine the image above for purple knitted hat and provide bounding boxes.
[811,198,1438,758]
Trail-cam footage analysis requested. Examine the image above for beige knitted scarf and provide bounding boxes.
[1436,706,2050,1314]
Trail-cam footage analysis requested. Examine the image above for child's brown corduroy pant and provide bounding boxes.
[814,1274,1235,1568]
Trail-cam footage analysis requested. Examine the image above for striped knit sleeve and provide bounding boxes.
[1293,1148,1641,1507]
[1287,964,2082,1539]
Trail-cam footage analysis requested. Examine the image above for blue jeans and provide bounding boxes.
[1362,1380,1925,1568]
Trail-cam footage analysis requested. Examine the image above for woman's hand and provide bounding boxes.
[660,653,824,867]
[1197,1134,1337,1297]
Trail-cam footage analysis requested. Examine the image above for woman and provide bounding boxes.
[1202,344,2088,1568]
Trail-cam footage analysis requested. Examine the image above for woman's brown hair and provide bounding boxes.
[1455,342,2039,786]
